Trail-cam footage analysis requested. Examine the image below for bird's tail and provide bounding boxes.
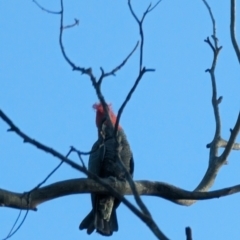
[79,197,118,236]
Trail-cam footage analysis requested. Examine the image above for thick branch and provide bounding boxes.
[185,227,193,240]
[2,179,240,210]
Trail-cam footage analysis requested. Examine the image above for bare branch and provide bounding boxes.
[113,0,160,130]
[110,3,165,238]
[31,148,73,193]
[142,1,162,22]
[114,67,154,133]
[98,41,139,84]
[207,138,240,149]
[0,109,86,174]
[0,109,169,240]
[2,179,240,210]
[145,1,162,14]
[202,0,217,47]
[202,2,222,163]
[2,210,29,240]
[62,18,79,30]
[230,0,240,63]
[185,227,193,240]
[220,113,240,162]
[57,1,114,137]
[33,0,61,14]
[58,0,84,72]
[127,1,140,24]
[70,147,87,169]
[128,1,161,72]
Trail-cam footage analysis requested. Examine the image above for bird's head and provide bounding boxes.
[93,103,121,129]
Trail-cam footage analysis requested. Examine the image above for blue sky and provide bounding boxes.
[0,0,240,239]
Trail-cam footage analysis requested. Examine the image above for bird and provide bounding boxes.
[79,103,134,236]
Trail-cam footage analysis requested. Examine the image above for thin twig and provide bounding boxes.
[114,67,154,133]
[202,0,217,47]
[58,0,111,127]
[2,148,73,239]
[128,0,161,72]
[128,0,143,71]
[230,0,240,63]
[70,147,87,169]
[33,0,61,14]
[59,0,83,71]
[98,41,139,85]
[3,210,22,240]
[62,18,79,30]
[220,113,240,162]
[146,0,162,14]
[1,144,70,240]
[0,109,85,173]
[2,210,29,240]
[30,148,73,192]
[70,145,103,156]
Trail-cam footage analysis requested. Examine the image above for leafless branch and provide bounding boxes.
[128,0,161,72]
[62,18,79,30]
[110,2,166,238]
[114,67,154,134]
[33,0,61,14]
[98,41,139,85]
[220,113,240,162]
[31,148,73,192]
[165,1,240,208]
[70,147,87,169]
[202,1,223,168]
[230,0,240,63]
[114,0,160,131]
[185,227,193,240]
[57,0,113,134]
[2,179,240,209]
[2,148,73,240]
[204,36,222,161]
[206,137,240,149]
[2,210,29,240]
[3,210,22,240]
[0,109,85,173]
[69,145,101,156]
[0,109,169,240]
[202,0,217,46]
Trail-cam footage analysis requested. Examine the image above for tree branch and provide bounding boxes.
[230,0,240,64]
[220,113,240,162]
[98,41,139,85]
[33,0,61,14]
[2,179,240,210]
[185,227,193,240]
[0,109,169,240]
[206,137,240,150]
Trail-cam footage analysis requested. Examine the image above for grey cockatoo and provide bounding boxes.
[79,103,134,236]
